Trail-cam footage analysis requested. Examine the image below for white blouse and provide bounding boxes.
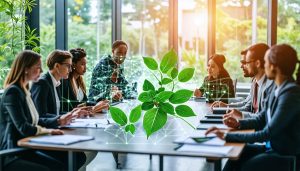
[25,89,51,135]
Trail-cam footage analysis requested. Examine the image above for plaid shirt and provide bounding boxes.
[199,76,234,102]
[88,55,136,102]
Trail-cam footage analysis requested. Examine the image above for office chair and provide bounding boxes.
[0,148,32,170]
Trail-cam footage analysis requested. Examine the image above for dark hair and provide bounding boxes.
[69,48,86,63]
[112,40,128,50]
[247,43,269,68]
[209,54,231,79]
[69,48,87,95]
[4,50,41,90]
[267,44,299,84]
[46,50,72,70]
[241,49,247,55]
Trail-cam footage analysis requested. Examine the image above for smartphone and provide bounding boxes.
[192,137,214,143]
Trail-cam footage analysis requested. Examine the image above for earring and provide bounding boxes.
[73,68,75,70]
[25,71,28,74]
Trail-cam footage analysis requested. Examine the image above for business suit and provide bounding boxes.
[229,75,274,118]
[224,80,300,171]
[60,78,96,112]
[0,84,73,170]
[31,72,62,117]
[0,84,59,150]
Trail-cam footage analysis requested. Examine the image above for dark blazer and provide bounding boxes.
[0,84,58,150]
[60,78,96,112]
[226,80,300,155]
[31,72,62,117]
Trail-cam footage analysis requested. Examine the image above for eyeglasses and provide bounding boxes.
[240,60,255,65]
[60,63,72,70]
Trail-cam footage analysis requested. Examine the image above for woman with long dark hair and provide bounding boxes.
[194,54,235,102]
[60,48,109,113]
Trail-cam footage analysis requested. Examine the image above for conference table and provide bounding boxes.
[18,99,247,171]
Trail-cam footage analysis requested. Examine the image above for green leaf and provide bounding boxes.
[125,124,136,134]
[161,78,172,85]
[141,102,154,110]
[178,68,195,82]
[143,108,167,138]
[155,91,173,102]
[160,49,178,73]
[175,105,196,117]
[167,67,178,79]
[159,102,175,114]
[169,89,193,104]
[138,90,156,102]
[143,57,158,70]
[129,105,142,123]
[143,79,155,91]
[157,87,165,94]
[109,107,128,126]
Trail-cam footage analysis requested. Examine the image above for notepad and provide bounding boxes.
[177,144,233,156]
[63,118,113,128]
[174,130,225,146]
[29,135,94,145]
[200,118,223,124]
[197,123,228,130]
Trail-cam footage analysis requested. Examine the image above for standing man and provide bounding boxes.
[88,40,137,102]
[211,43,273,119]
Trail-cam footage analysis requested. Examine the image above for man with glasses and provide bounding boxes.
[88,40,137,102]
[211,43,273,119]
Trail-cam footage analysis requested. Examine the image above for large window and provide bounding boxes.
[122,0,169,91]
[40,0,55,67]
[178,0,207,89]
[216,0,268,83]
[68,0,112,89]
[277,0,300,55]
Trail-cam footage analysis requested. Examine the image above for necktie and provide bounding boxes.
[252,82,259,113]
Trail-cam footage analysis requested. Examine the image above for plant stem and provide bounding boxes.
[159,71,163,88]
[150,71,160,83]
[172,79,175,91]
[175,115,195,129]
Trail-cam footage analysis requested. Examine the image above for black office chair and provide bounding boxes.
[0,148,32,170]
[242,154,297,171]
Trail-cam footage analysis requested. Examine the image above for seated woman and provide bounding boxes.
[30,50,87,170]
[31,50,89,118]
[0,50,72,171]
[194,54,235,102]
[206,44,300,171]
[60,48,109,113]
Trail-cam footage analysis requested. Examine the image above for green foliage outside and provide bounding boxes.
[0,0,40,88]
[0,0,299,90]
[110,49,196,138]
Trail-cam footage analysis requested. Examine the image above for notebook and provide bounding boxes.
[29,135,94,145]
[199,118,223,124]
[197,123,228,130]
[63,118,113,128]
[177,144,233,156]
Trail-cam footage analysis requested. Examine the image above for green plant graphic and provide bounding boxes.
[109,49,196,138]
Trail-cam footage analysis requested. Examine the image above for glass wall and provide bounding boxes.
[216,0,268,83]
[277,0,300,55]
[40,0,55,68]
[178,0,207,89]
[122,0,169,92]
[68,0,112,89]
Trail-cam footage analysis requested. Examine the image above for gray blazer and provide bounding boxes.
[229,75,274,118]
[226,80,300,155]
